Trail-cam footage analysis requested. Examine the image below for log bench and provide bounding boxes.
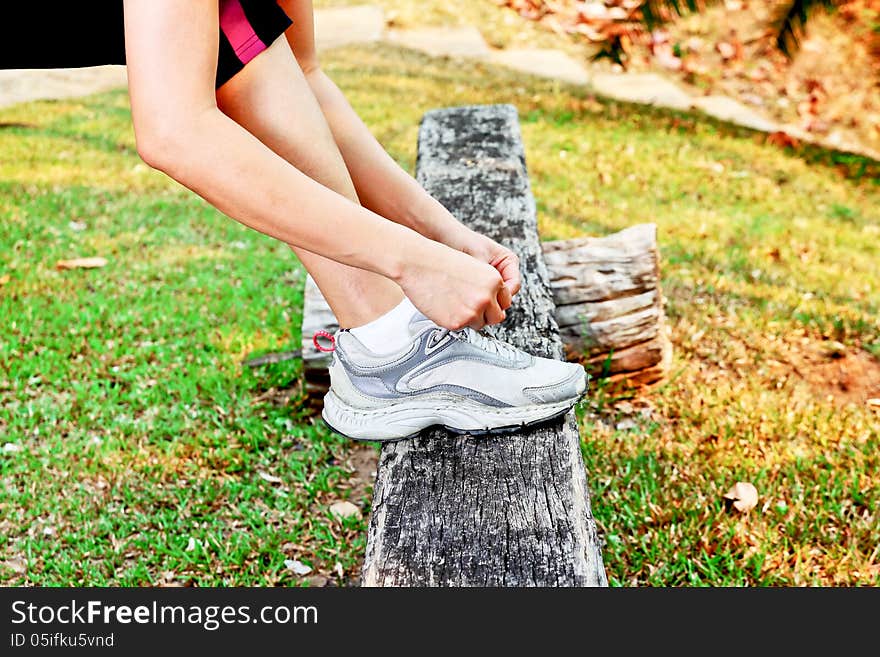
[301,104,667,586]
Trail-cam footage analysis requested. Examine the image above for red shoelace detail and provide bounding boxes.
[312,330,336,353]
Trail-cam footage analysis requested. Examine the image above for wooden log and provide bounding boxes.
[302,275,338,412]
[542,223,660,304]
[351,104,606,586]
[542,223,670,383]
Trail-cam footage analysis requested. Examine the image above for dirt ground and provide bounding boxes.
[772,340,880,406]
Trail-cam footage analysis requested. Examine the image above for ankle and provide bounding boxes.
[348,297,421,355]
[332,289,406,329]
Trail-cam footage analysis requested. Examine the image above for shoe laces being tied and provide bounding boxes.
[432,326,523,361]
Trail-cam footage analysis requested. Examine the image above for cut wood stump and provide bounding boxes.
[304,104,610,586]
[543,223,672,386]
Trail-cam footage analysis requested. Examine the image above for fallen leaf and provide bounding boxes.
[329,500,362,520]
[1,558,27,575]
[766,131,800,149]
[867,398,880,409]
[578,2,612,21]
[2,442,22,453]
[284,559,312,576]
[685,36,705,53]
[723,481,759,513]
[653,44,682,71]
[821,341,847,359]
[716,41,736,60]
[55,257,107,270]
[305,574,330,587]
[258,471,282,484]
[0,274,9,286]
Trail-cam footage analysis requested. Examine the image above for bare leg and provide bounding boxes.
[215,38,404,329]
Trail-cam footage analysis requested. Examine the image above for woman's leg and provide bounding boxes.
[213,31,586,441]
[215,37,404,329]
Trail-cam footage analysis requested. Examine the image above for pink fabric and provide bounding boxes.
[219,0,268,64]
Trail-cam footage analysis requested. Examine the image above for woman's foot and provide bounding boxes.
[321,310,589,442]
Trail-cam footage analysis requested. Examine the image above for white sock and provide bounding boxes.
[349,297,422,354]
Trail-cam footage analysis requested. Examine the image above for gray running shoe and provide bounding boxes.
[321,312,589,441]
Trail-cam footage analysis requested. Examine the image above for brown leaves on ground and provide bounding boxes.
[723,481,759,513]
[55,256,107,270]
[716,39,742,62]
[156,571,190,587]
[492,1,880,156]
[494,0,644,44]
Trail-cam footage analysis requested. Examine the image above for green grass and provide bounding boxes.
[0,91,371,587]
[2,42,879,586]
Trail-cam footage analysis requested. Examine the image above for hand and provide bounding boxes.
[446,227,521,308]
[396,240,509,331]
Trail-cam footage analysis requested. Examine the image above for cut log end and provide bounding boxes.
[544,221,668,385]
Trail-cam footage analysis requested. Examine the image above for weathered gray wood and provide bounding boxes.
[301,275,338,411]
[358,104,606,586]
[542,223,660,305]
[584,334,671,384]
[543,223,670,382]
[243,350,301,368]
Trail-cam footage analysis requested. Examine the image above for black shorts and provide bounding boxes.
[0,1,293,90]
[216,0,293,88]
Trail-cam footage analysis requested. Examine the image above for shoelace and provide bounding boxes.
[432,326,522,360]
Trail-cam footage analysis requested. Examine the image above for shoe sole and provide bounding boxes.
[320,386,588,443]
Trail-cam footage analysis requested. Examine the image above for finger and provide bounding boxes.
[496,254,522,297]
[497,284,512,311]
[505,276,521,297]
[483,296,506,326]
